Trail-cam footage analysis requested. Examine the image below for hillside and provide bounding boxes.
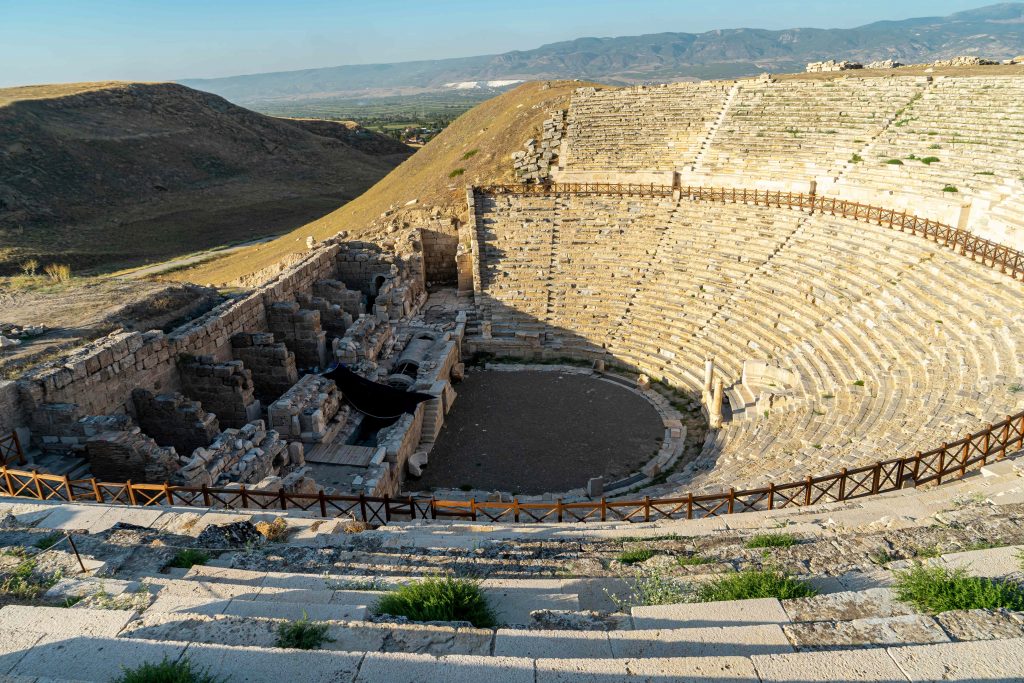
[179,3,1024,105]
[0,82,412,275]
[167,80,584,286]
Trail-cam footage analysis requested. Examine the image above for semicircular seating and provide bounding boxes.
[472,192,1024,494]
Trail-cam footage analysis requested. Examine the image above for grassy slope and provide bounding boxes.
[0,82,411,275]
[170,80,586,286]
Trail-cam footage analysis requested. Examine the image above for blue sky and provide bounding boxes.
[0,0,1003,87]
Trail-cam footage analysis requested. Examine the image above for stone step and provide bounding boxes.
[631,596,791,629]
[6,632,1024,682]
[494,623,793,659]
[147,594,368,622]
[172,571,580,626]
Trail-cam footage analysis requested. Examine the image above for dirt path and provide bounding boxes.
[114,236,278,280]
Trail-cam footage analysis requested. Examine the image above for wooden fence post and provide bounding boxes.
[126,480,137,506]
[767,483,775,510]
[318,490,328,518]
[11,431,26,465]
[91,478,102,503]
[804,475,813,506]
[63,475,74,502]
[32,470,43,500]
[686,492,694,519]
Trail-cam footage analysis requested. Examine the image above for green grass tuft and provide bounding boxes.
[111,657,223,683]
[942,185,959,193]
[745,533,798,549]
[696,569,817,602]
[33,532,63,550]
[893,564,1024,613]
[167,549,209,570]
[276,615,334,649]
[849,154,863,163]
[375,577,497,628]
[448,167,465,178]
[461,149,479,160]
[617,548,657,565]
[885,159,904,165]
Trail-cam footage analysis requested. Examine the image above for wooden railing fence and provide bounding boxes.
[476,184,1024,281]
[0,431,25,467]
[2,411,1022,524]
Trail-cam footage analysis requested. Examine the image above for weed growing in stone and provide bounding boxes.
[696,569,816,602]
[0,558,61,600]
[112,657,223,683]
[745,533,798,549]
[167,549,210,569]
[617,548,656,565]
[33,533,63,550]
[276,614,334,649]
[676,554,712,567]
[375,577,497,628]
[893,564,1024,613]
[608,565,690,609]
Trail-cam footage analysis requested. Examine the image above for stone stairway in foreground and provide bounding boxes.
[3,458,1024,681]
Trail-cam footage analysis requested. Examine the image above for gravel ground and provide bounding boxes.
[414,370,666,495]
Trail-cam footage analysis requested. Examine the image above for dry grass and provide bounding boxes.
[255,517,289,542]
[171,80,589,286]
[0,81,140,108]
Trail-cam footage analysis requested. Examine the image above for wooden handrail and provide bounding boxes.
[1,411,1021,525]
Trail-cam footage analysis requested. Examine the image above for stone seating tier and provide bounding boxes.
[472,194,1024,493]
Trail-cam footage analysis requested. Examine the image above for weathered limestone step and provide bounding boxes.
[495,624,793,659]
[0,605,135,638]
[149,576,384,607]
[752,636,1024,682]
[783,614,950,651]
[631,597,790,629]
[181,566,582,625]
[147,594,367,622]
[782,587,914,622]
[119,612,492,657]
[2,635,187,682]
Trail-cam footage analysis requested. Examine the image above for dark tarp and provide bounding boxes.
[322,365,434,419]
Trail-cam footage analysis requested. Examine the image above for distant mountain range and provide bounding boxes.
[180,3,1024,105]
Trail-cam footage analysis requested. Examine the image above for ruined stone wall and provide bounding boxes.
[173,420,292,488]
[0,381,25,437]
[86,430,180,482]
[5,242,342,432]
[267,374,343,443]
[420,226,459,286]
[132,389,220,457]
[230,333,298,404]
[179,358,261,429]
[268,302,327,371]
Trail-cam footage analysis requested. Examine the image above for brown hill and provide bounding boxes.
[170,80,584,286]
[0,82,412,274]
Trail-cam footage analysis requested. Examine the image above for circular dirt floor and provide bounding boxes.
[413,370,666,495]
